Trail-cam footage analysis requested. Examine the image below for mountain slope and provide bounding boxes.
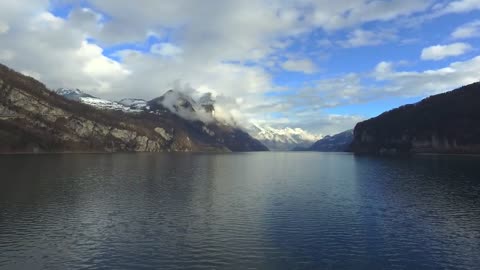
[309,130,353,152]
[351,82,480,154]
[0,63,267,153]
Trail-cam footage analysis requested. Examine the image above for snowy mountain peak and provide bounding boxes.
[147,90,217,122]
[251,124,322,151]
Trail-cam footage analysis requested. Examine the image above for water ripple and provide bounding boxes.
[0,153,479,269]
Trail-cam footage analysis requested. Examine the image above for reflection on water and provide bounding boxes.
[0,153,479,269]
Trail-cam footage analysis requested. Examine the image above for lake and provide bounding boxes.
[0,152,479,269]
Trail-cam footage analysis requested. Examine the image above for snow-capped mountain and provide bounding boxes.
[55,88,141,112]
[147,90,215,121]
[1,63,267,153]
[250,125,322,151]
[54,88,309,151]
[149,90,198,112]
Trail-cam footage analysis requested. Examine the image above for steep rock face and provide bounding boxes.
[309,130,353,152]
[351,82,480,154]
[0,69,170,152]
[0,63,267,153]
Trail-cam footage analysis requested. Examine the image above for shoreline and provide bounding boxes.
[1,150,480,157]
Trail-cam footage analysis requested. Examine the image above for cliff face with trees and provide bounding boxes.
[351,82,480,155]
[0,63,267,153]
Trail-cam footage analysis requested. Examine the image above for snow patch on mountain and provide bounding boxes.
[79,97,130,111]
[55,88,142,112]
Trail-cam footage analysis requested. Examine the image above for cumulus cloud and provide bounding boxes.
[0,7,130,94]
[420,43,472,60]
[451,20,480,39]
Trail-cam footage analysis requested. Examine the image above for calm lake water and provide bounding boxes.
[0,152,479,269]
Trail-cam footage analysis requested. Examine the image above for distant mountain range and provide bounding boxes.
[250,125,322,151]
[3,61,479,155]
[55,87,322,151]
[0,63,267,153]
[352,82,480,155]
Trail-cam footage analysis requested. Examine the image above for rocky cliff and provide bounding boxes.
[0,63,267,153]
[351,82,480,155]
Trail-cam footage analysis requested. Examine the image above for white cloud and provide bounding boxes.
[151,43,183,57]
[277,55,480,125]
[340,29,396,48]
[281,58,317,74]
[307,0,433,30]
[0,0,437,101]
[439,0,480,14]
[0,7,130,95]
[77,41,131,92]
[0,50,14,61]
[0,22,9,34]
[421,43,472,60]
[452,20,480,39]
[374,55,480,96]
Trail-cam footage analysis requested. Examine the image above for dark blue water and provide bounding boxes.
[0,152,479,269]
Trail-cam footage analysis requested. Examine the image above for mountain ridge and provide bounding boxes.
[351,82,480,155]
[0,63,268,153]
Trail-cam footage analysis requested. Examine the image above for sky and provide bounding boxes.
[0,0,479,136]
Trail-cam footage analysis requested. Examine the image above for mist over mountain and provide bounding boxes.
[55,85,326,152]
